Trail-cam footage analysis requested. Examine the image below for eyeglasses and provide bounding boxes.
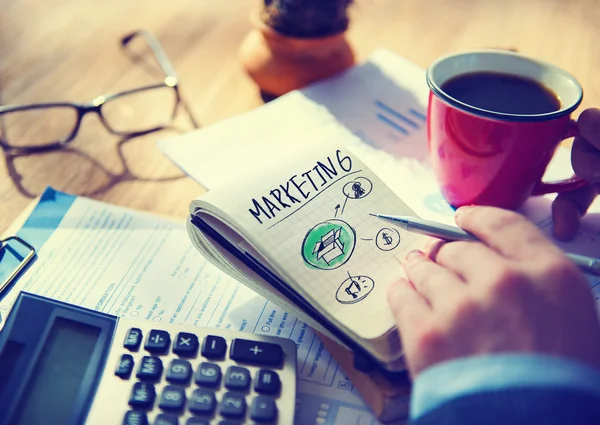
[0,30,199,153]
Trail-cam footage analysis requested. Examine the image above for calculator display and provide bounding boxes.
[11,318,101,425]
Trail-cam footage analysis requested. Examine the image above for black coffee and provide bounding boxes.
[440,71,561,115]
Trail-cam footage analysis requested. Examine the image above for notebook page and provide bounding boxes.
[194,122,428,343]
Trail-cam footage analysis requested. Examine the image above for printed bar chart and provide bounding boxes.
[374,100,426,137]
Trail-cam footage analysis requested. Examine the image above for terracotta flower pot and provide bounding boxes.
[239,17,355,98]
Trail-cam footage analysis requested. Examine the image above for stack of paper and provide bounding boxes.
[159,49,600,301]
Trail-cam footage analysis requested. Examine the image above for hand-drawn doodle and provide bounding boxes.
[334,204,341,217]
[302,219,356,270]
[375,228,401,251]
[339,176,374,215]
[336,272,375,304]
[342,177,373,200]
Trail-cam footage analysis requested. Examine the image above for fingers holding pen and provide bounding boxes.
[433,240,507,283]
[454,206,563,261]
[401,249,465,307]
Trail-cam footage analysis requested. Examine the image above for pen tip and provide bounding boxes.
[369,213,378,217]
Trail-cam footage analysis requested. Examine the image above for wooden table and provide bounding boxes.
[1,0,599,232]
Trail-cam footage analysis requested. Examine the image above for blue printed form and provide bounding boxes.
[0,189,75,300]
[0,187,384,425]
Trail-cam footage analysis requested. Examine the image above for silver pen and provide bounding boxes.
[370,214,600,277]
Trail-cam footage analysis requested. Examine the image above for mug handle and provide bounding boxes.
[532,120,589,196]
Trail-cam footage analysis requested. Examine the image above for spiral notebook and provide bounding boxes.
[185,122,428,372]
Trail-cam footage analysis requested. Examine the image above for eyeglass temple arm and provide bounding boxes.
[121,30,200,129]
[121,30,178,81]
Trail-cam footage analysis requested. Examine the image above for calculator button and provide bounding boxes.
[186,418,209,425]
[188,389,217,415]
[137,356,163,381]
[225,366,251,391]
[229,339,283,366]
[124,328,143,351]
[123,410,148,425]
[219,392,247,418]
[166,359,192,384]
[173,332,199,357]
[194,362,221,387]
[128,382,156,408]
[154,413,179,425]
[254,370,280,395]
[201,335,227,359]
[145,330,171,354]
[158,385,186,412]
[251,396,277,422]
[115,354,135,379]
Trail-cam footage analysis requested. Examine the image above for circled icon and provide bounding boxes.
[302,219,356,270]
[375,228,400,251]
[336,274,375,304]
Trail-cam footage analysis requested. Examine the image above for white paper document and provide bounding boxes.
[0,188,382,425]
[158,49,448,224]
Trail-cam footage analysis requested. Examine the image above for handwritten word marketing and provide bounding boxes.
[248,150,355,225]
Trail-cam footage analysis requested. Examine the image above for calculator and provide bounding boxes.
[0,292,297,425]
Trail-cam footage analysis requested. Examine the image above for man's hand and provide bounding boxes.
[553,108,600,240]
[388,206,600,378]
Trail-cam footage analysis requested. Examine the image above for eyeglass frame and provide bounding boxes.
[0,29,199,153]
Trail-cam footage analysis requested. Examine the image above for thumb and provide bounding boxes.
[552,183,600,241]
[572,137,600,183]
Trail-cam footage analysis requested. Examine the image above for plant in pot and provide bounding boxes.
[239,0,355,99]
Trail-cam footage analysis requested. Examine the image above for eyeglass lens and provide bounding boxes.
[0,85,179,148]
[0,107,79,148]
[101,86,179,134]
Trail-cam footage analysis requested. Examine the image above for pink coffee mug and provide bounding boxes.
[426,50,587,210]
